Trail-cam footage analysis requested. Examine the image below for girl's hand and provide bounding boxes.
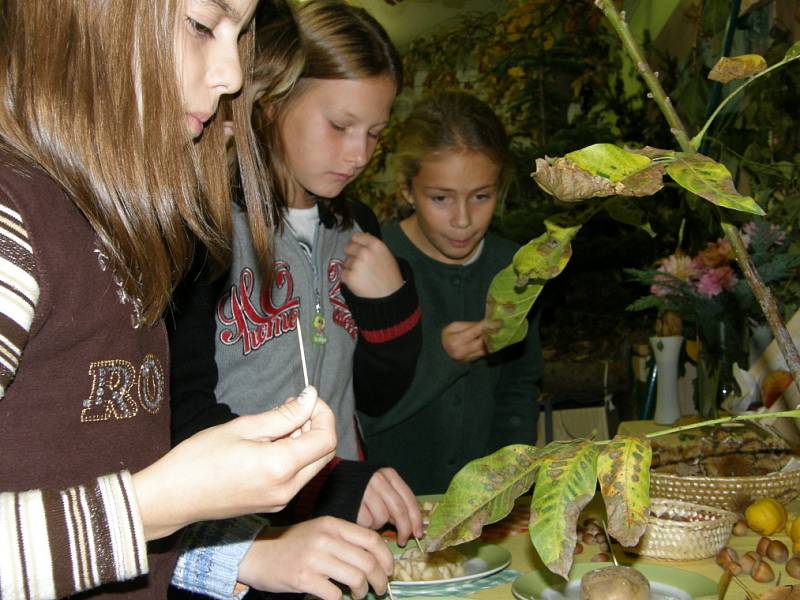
[133,387,337,540]
[341,232,403,298]
[441,321,488,364]
[357,467,424,545]
[237,517,394,600]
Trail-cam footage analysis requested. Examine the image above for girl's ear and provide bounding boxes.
[398,176,414,206]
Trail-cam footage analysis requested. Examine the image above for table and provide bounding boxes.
[464,493,800,600]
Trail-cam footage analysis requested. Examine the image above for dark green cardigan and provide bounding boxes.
[359,223,543,494]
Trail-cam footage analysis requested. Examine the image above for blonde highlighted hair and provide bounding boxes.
[394,90,514,203]
[0,0,271,325]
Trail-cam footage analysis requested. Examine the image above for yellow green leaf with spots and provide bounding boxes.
[597,435,652,547]
[529,440,599,578]
[484,220,581,353]
[424,444,541,551]
[666,154,765,215]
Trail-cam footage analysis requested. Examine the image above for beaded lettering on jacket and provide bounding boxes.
[81,354,166,422]
[218,261,301,355]
[218,258,358,356]
[327,259,357,340]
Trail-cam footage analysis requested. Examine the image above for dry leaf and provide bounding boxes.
[709,55,768,83]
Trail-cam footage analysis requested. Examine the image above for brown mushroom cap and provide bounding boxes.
[580,565,650,600]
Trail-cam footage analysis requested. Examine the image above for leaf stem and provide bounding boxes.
[595,0,800,397]
[642,410,800,440]
[692,56,800,150]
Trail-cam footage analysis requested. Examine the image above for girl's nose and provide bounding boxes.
[208,43,244,97]
[452,200,471,228]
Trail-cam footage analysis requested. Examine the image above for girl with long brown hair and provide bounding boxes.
[0,1,345,598]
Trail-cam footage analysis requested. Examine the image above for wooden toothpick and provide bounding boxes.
[386,582,396,600]
[297,320,309,388]
[413,535,425,554]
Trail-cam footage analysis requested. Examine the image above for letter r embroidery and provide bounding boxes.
[82,360,138,421]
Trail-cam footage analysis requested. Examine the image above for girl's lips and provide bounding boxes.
[447,236,472,248]
[186,114,204,137]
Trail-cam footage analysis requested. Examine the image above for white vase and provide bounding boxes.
[650,335,683,425]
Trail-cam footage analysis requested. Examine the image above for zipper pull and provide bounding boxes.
[311,301,328,345]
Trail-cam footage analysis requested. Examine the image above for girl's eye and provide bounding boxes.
[187,17,214,39]
[474,193,492,202]
[330,122,346,132]
[430,195,448,203]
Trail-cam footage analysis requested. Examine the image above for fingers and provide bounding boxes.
[234,386,319,442]
[380,468,424,539]
[337,521,395,574]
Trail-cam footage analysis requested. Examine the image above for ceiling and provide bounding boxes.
[347,0,509,51]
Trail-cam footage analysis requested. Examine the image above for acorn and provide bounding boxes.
[732,519,750,536]
[741,551,761,575]
[716,546,739,568]
[757,536,772,556]
[785,556,800,579]
[767,539,790,563]
[752,560,775,583]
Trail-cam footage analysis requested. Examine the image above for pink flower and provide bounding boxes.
[694,265,738,297]
[650,254,697,297]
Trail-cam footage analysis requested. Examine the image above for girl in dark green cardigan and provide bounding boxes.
[359,91,544,494]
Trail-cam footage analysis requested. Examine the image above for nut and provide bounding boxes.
[752,560,775,583]
[757,536,772,556]
[574,542,584,555]
[726,561,743,576]
[741,551,761,575]
[732,519,750,536]
[767,539,790,563]
[716,546,739,568]
[786,556,800,579]
[590,552,610,562]
[582,532,596,544]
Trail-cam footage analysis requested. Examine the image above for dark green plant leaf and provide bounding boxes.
[708,54,767,83]
[597,436,652,547]
[666,154,765,215]
[485,220,581,353]
[424,444,540,552]
[604,198,656,237]
[529,440,599,578]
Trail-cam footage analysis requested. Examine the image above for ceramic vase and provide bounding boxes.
[650,335,683,425]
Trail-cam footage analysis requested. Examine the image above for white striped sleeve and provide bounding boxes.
[0,472,148,599]
[0,200,38,398]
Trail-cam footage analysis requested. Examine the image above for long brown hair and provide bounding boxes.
[252,0,402,231]
[0,0,271,326]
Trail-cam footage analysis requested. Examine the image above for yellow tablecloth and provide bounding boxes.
[466,494,799,599]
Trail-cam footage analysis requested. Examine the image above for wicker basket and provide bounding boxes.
[650,467,800,512]
[632,498,737,561]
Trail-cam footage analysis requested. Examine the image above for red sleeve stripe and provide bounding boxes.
[359,306,421,344]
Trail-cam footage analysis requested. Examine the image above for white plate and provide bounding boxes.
[390,540,511,587]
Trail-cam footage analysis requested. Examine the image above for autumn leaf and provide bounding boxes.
[484,220,581,353]
[529,440,599,578]
[597,436,651,547]
[666,154,765,215]
[708,55,767,83]
[566,143,652,182]
[531,144,666,203]
[424,444,540,551]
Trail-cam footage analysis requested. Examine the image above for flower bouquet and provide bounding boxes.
[627,220,800,418]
